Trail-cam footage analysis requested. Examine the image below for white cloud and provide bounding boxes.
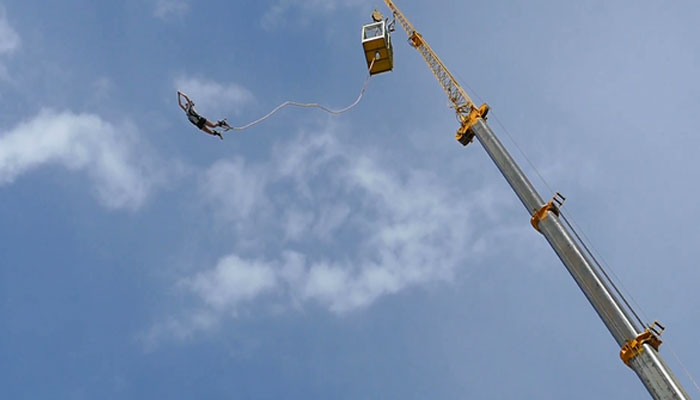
[140,310,218,351]
[0,110,161,210]
[260,0,365,31]
[175,76,254,118]
[200,158,270,227]
[144,121,530,345]
[184,255,278,311]
[154,0,189,20]
[0,7,20,55]
[157,123,504,334]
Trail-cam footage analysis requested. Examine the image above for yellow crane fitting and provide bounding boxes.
[530,200,559,232]
[531,193,565,232]
[620,322,664,367]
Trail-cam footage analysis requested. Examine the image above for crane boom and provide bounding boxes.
[381,1,691,399]
[384,0,489,146]
[386,0,474,114]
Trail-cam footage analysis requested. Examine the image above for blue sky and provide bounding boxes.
[1,0,699,398]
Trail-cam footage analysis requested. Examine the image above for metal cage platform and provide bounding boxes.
[362,20,393,75]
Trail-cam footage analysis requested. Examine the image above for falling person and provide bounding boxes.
[177,91,231,140]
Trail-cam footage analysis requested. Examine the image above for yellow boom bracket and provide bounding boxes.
[456,103,490,146]
[530,193,566,232]
[620,323,664,367]
[530,200,558,232]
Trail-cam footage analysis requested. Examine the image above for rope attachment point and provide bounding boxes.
[531,192,566,232]
[620,321,665,367]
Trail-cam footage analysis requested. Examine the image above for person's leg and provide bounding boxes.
[217,119,231,130]
[205,119,231,130]
[201,126,224,140]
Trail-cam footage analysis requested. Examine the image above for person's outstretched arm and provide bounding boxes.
[177,91,189,112]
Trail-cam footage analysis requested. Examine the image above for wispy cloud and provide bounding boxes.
[147,123,512,344]
[200,158,270,227]
[175,76,254,118]
[185,255,279,312]
[0,7,20,55]
[0,7,19,80]
[260,0,366,31]
[211,131,474,312]
[140,310,218,352]
[154,0,189,21]
[0,110,163,210]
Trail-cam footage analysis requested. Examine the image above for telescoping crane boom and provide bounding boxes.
[376,1,691,398]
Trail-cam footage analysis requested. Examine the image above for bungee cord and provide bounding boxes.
[225,59,376,132]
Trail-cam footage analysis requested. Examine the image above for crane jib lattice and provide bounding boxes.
[383,0,488,146]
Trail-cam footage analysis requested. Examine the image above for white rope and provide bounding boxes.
[227,60,375,132]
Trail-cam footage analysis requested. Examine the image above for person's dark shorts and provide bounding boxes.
[188,113,207,129]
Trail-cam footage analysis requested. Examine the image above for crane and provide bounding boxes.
[370,1,692,398]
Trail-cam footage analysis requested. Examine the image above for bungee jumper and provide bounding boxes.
[177,91,231,140]
[176,27,382,138]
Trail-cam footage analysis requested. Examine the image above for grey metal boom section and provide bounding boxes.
[471,118,690,399]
